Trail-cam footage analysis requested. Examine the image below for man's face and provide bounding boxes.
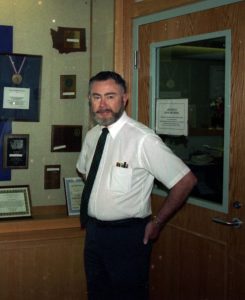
[89,79,128,126]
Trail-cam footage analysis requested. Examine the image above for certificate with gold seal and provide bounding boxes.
[0,185,32,219]
[64,177,84,216]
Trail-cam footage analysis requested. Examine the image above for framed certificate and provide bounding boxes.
[0,185,32,219]
[0,53,42,121]
[64,177,84,216]
[3,134,29,169]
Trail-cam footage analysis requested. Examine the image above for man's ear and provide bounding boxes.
[123,93,129,107]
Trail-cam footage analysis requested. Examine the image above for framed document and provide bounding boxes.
[64,177,84,216]
[3,134,29,169]
[0,185,32,219]
[0,53,42,122]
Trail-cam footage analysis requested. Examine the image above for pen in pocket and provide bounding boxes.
[116,162,128,168]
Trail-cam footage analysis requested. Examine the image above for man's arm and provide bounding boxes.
[143,171,197,244]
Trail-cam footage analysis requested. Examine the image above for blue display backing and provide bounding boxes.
[0,53,42,122]
[0,25,13,53]
[0,25,13,180]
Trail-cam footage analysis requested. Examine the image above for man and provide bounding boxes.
[76,71,197,300]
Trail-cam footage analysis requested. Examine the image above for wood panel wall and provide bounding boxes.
[114,0,202,115]
[0,207,86,300]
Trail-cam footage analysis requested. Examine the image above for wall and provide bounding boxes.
[91,0,115,75]
[0,0,114,207]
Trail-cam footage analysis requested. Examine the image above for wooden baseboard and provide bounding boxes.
[32,205,67,218]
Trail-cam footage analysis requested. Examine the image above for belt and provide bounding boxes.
[88,216,151,227]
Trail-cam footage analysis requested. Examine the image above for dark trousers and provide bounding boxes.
[84,217,152,300]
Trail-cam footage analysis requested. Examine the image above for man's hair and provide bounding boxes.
[89,71,127,93]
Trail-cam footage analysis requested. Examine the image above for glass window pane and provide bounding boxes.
[151,34,230,212]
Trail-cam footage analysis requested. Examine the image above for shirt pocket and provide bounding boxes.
[110,166,132,193]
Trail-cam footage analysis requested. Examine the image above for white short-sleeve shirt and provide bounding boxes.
[76,112,190,221]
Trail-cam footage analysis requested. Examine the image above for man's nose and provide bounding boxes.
[99,96,107,106]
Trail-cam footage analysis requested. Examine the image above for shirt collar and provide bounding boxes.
[105,111,128,139]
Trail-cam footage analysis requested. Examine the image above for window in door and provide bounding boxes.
[150,31,231,213]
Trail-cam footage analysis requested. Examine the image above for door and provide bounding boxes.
[135,2,245,299]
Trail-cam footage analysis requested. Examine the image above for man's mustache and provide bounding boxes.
[96,108,112,114]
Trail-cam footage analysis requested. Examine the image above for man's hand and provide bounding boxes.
[143,171,197,245]
[143,220,161,245]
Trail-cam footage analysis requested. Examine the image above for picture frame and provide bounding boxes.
[64,177,84,216]
[0,185,32,219]
[3,134,29,169]
[0,53,42,122]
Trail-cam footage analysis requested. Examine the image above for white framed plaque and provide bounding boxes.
[0,185,32,219]
[64,177,84,216]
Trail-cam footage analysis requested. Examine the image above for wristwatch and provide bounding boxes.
[152,215,162,226]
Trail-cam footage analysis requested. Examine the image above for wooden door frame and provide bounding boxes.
[114,0,242,116]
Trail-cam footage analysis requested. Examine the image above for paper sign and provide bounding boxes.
[156,99,188,136]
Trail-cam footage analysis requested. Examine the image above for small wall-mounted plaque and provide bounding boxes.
[60,75,76,99]
[3,134,29,169]
[51,125,82,152]
[50,27,86,54]
[44,165,61,189]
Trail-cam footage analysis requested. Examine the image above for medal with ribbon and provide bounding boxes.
[8,55,26,85]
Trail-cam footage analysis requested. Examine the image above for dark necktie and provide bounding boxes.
[80,127,109,227]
